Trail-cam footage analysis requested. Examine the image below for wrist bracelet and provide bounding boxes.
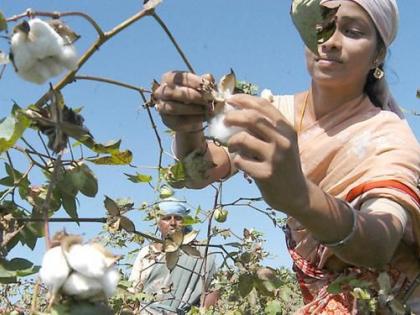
[320,206,358,248]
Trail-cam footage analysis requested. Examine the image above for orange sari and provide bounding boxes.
[274,94,420,314]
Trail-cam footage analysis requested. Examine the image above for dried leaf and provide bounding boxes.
[218,69,236,96]
[182,230,198,245]
[0,51,9,65]
[170,230,184,247]
[163,239,179,253]
[119,216,135,233]
[181,245,201,258]
[144,0,163,11]
[104,196,120,216]
[165,251,179,270]
[48,19,80,44]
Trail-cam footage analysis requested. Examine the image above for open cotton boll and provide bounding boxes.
[58,44,78,71]
[65,244,109,279]
[62,272,103,299]
[207,103,244,144]
[10,18,78,84]
[39,246,71,295]
[101,267,120,298]
[26,19,63,59]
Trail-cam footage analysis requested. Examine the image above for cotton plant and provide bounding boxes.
[205,70,245,145]
[9,18,78,84]
[162,229,201,270]
[39,232,121,305]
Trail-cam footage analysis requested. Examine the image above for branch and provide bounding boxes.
[73,75,151,94]
[6,9,104,37]
[152,12,195,73]
[32,6,155,109]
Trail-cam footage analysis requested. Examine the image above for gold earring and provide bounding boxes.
[373,67,384,80]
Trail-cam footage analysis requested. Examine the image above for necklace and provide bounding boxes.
[297,90,310,134]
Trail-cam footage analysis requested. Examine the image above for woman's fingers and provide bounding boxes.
[160,71,214,90]
[161,114,206,132]
[155,85,210,107]
[228,131,268,161]
[156,100,208,116]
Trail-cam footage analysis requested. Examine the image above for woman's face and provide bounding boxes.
[305,0,381,89]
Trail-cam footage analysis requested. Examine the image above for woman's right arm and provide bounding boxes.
[154,71,231,188]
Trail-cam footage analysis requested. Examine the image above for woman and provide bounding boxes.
[153,0,420,313]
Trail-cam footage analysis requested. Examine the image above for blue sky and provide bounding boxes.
[1,1,420,270]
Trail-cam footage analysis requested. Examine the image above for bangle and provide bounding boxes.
[320,206,358,248]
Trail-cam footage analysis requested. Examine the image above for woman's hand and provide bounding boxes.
[224,94,308,212]
[153,71,214,133]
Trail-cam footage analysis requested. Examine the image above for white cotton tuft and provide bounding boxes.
[65,244,109,279]
[39,246,71,295]
[207,103,244,144]
[101,267,120,298]
[62,272,103,299]
[10,18,78,84]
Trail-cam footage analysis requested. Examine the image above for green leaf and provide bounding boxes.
[88,150,132,165]
[70,164,98,197]
[125,172,152,183]
[290,0,338,55]
[62,193,79,221]
[77,137,122,154]
[238,273,254,297]
[0,257,39,283]
[264,300,283,315]
[104,195,120,216]
[0,111,31,154]
[0,11,7,32]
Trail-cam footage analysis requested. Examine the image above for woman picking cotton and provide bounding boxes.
[153,0,420,313]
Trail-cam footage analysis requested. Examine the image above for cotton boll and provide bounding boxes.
[65,244,109,279]
[207,103,244,144]
[101,267,120,298]
[26,19,63,59]
[58,44,78,70]
[39,246,71,295]
[62,272,103,299]
[10,18,78,84]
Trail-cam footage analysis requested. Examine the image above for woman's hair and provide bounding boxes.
[363,31,386,108]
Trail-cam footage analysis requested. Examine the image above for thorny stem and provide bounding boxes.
[152,13,195,73]
[6,9,104,38]
[73,75,151,94]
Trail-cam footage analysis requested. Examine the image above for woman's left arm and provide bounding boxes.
[224,94,404,268]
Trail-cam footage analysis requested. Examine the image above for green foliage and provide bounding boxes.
[290,0,338,54]
[0,11,7,32]
[0,258,39,283]
[0,107,31,154]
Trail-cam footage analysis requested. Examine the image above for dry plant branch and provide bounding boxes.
[73,75,151,94]
[6,9,104,37]
[152,12,195,73]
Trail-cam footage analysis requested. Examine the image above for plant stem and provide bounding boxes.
[6,9,104,37]
[152,13,195,73]
[73,75,151,94]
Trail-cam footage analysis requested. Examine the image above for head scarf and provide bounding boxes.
[158,199,190,216]
[319,0,404,118]
[158,199,192,233]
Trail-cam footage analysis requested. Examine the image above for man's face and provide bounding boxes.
[158,214,184,238]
